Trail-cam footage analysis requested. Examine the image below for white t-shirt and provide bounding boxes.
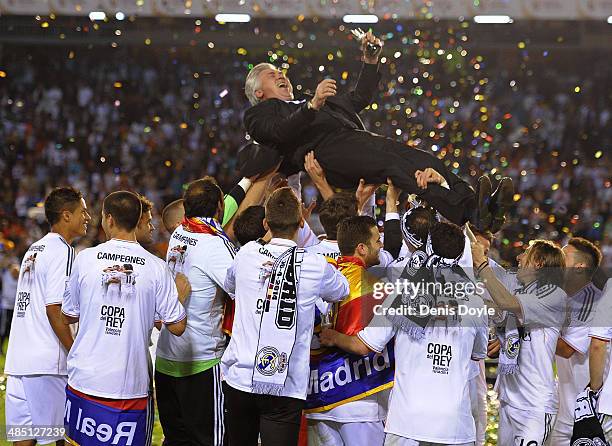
[62,239,185,399]
[298,221,320,249]
[305,239,341,261]
[5,232,74,376]
[221,238,349,400]
[305,238,396,269]
[306,390,389,423]
[383,249,429,284]
[157,226,236,363]
[496,281,567,414]
[398,241,411,260]
[588,279,612,415]
[556,282,602,429]
[358,300,488,443]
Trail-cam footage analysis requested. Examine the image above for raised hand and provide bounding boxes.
[385,178,402,215]
[304,151,327,185]
[311,79,337,110]
[302,199,317,220]
[470,240,488,267]
[361,30,383,64]
[304,151,334,200]
[385,178,401,210]
[356,178,380,214]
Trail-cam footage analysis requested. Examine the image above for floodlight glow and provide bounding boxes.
[89,11,106,21]
[215,13,251,23]
[473,15,513,24]
[342,14,379,24]
[608,16,612,24]
[115,12,125,21]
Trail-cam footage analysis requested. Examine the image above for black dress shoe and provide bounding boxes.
[489,177,514,233]
[474,175,493,232]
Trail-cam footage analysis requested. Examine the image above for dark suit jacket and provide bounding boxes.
[243,63,381,175]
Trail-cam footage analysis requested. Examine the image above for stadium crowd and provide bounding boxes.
[0,44,610,267]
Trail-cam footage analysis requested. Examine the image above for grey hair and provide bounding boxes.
[245,63,277,105]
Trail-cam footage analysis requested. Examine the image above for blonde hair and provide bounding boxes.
[524,239,566,286]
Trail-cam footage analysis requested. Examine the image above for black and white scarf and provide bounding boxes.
[496,315,521,375]
[386,248,435,339]
[571,388,609,445]
[251,246,304,396]
[386,240,467,339]
[400,205,439,250]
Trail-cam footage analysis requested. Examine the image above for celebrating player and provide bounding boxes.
[61,191,186,446]
[5,187,90,446]
[221,187,349,446]
[307,216,393,446]
[549,238,603,443]
[471,239,566,445]
[156,177,238,446]
[321,221,488,445]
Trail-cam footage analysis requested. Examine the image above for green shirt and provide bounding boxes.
[222,194,239,226]
[155,357,221,378]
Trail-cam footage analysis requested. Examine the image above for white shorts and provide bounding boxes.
[468,361,487,446]
[383,433,474,446]
[307,419,385,446]
[5,374,68,444]
[499,402,555,446]
[547,419,572,445]
[601,414,612,443]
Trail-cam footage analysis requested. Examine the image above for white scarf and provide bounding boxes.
[251,246,304,396]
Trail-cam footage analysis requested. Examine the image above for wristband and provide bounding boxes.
[238,177,252,191]
[476,260,490,277]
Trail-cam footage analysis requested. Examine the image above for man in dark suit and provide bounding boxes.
[242,31,512,231]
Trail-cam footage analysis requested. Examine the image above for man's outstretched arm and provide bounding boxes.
[304,151,335,200]
[349,64,382,113]
[320,323,395,357]
[224,168,280,242]
[47,304,74,351]
[320,328,373,356]
[349,31,383,112]
[383,178,402,259]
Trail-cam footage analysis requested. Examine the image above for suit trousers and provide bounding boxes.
[314,130,476,226]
